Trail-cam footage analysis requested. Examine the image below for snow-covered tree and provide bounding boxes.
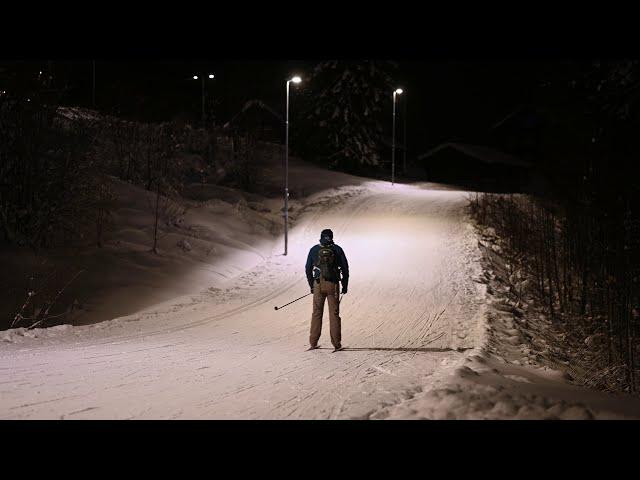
[297,60,396,169]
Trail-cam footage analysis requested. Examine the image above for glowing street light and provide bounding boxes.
[392,88,403,185]
[283,75,302,256]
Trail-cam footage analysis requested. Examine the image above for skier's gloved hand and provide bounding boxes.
[341,286,347,294]
[310,285,314,294]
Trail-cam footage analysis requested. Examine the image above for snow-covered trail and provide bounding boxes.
[0,182,487,419]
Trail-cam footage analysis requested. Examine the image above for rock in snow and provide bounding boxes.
[177,239,192,252]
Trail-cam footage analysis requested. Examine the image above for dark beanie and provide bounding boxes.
[320,229,334,245]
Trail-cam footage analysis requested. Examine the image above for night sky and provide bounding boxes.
[1,59,578,157]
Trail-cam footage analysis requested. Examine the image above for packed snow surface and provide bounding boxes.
[2,179,639,419]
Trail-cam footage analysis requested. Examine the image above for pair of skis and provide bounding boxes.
[307,345,344,353]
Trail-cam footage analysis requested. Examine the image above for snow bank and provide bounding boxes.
[1,325,73,344]
[383,353,640,419]
[378,222,640,420]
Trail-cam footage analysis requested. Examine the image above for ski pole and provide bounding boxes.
[274,292,312,311]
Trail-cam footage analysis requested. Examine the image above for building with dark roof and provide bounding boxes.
[222,99,283,143]
[417,142,532,191]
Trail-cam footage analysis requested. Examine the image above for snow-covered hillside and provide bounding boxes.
[2,159,640,419]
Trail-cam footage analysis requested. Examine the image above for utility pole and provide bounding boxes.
[201,76,205,130]
[48,60,54,89]
[193,74,214,130]
[92,60,96,108]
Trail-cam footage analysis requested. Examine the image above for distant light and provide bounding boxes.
[291,76,302,84]
[39,71,42,75]
[193,75,198,80]
[27,98,30,102]
[208,74,214,79]
[395,88,403,94]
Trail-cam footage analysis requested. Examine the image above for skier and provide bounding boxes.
[305,229,349,352]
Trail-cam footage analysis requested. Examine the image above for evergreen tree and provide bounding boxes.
[296,60,396,170]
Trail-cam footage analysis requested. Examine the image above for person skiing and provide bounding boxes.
[305,228,349,352]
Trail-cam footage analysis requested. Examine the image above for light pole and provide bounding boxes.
[92,60,96,108]
[403,91,407,174]
[284,75,302,256]
[392,88,403,185]
[193,74,215,130]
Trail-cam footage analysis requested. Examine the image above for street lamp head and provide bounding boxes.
[395,88,403,95]
[208,74,215,79]
[291,76,302,84]
[193,75,198,80]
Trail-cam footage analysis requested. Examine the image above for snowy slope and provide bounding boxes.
[0,180,484,419]
[0,175,281,329]
[2,175,640,419]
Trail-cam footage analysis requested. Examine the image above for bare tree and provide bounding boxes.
[11,269,84,330]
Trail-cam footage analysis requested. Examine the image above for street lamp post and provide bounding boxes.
[92,60,96,108]
[193,74,215,130]
[392,88,403,185]
[284,75,302,256]
[403,92,407,174]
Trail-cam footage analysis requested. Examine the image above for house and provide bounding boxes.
[222,99,283,144]
[417,142,532,191]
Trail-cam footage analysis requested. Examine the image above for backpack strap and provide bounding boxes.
[313,244,322,267]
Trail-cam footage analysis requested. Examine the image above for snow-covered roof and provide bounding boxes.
[56,106,102,122]
[491,105,543,131]
[223,99,283,130]
[418,142,532,168]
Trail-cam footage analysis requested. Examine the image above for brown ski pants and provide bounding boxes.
[310,278,341,348]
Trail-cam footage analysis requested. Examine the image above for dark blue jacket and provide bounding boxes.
[305,243,349,289]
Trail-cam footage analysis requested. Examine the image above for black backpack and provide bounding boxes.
[315,245,339,282]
